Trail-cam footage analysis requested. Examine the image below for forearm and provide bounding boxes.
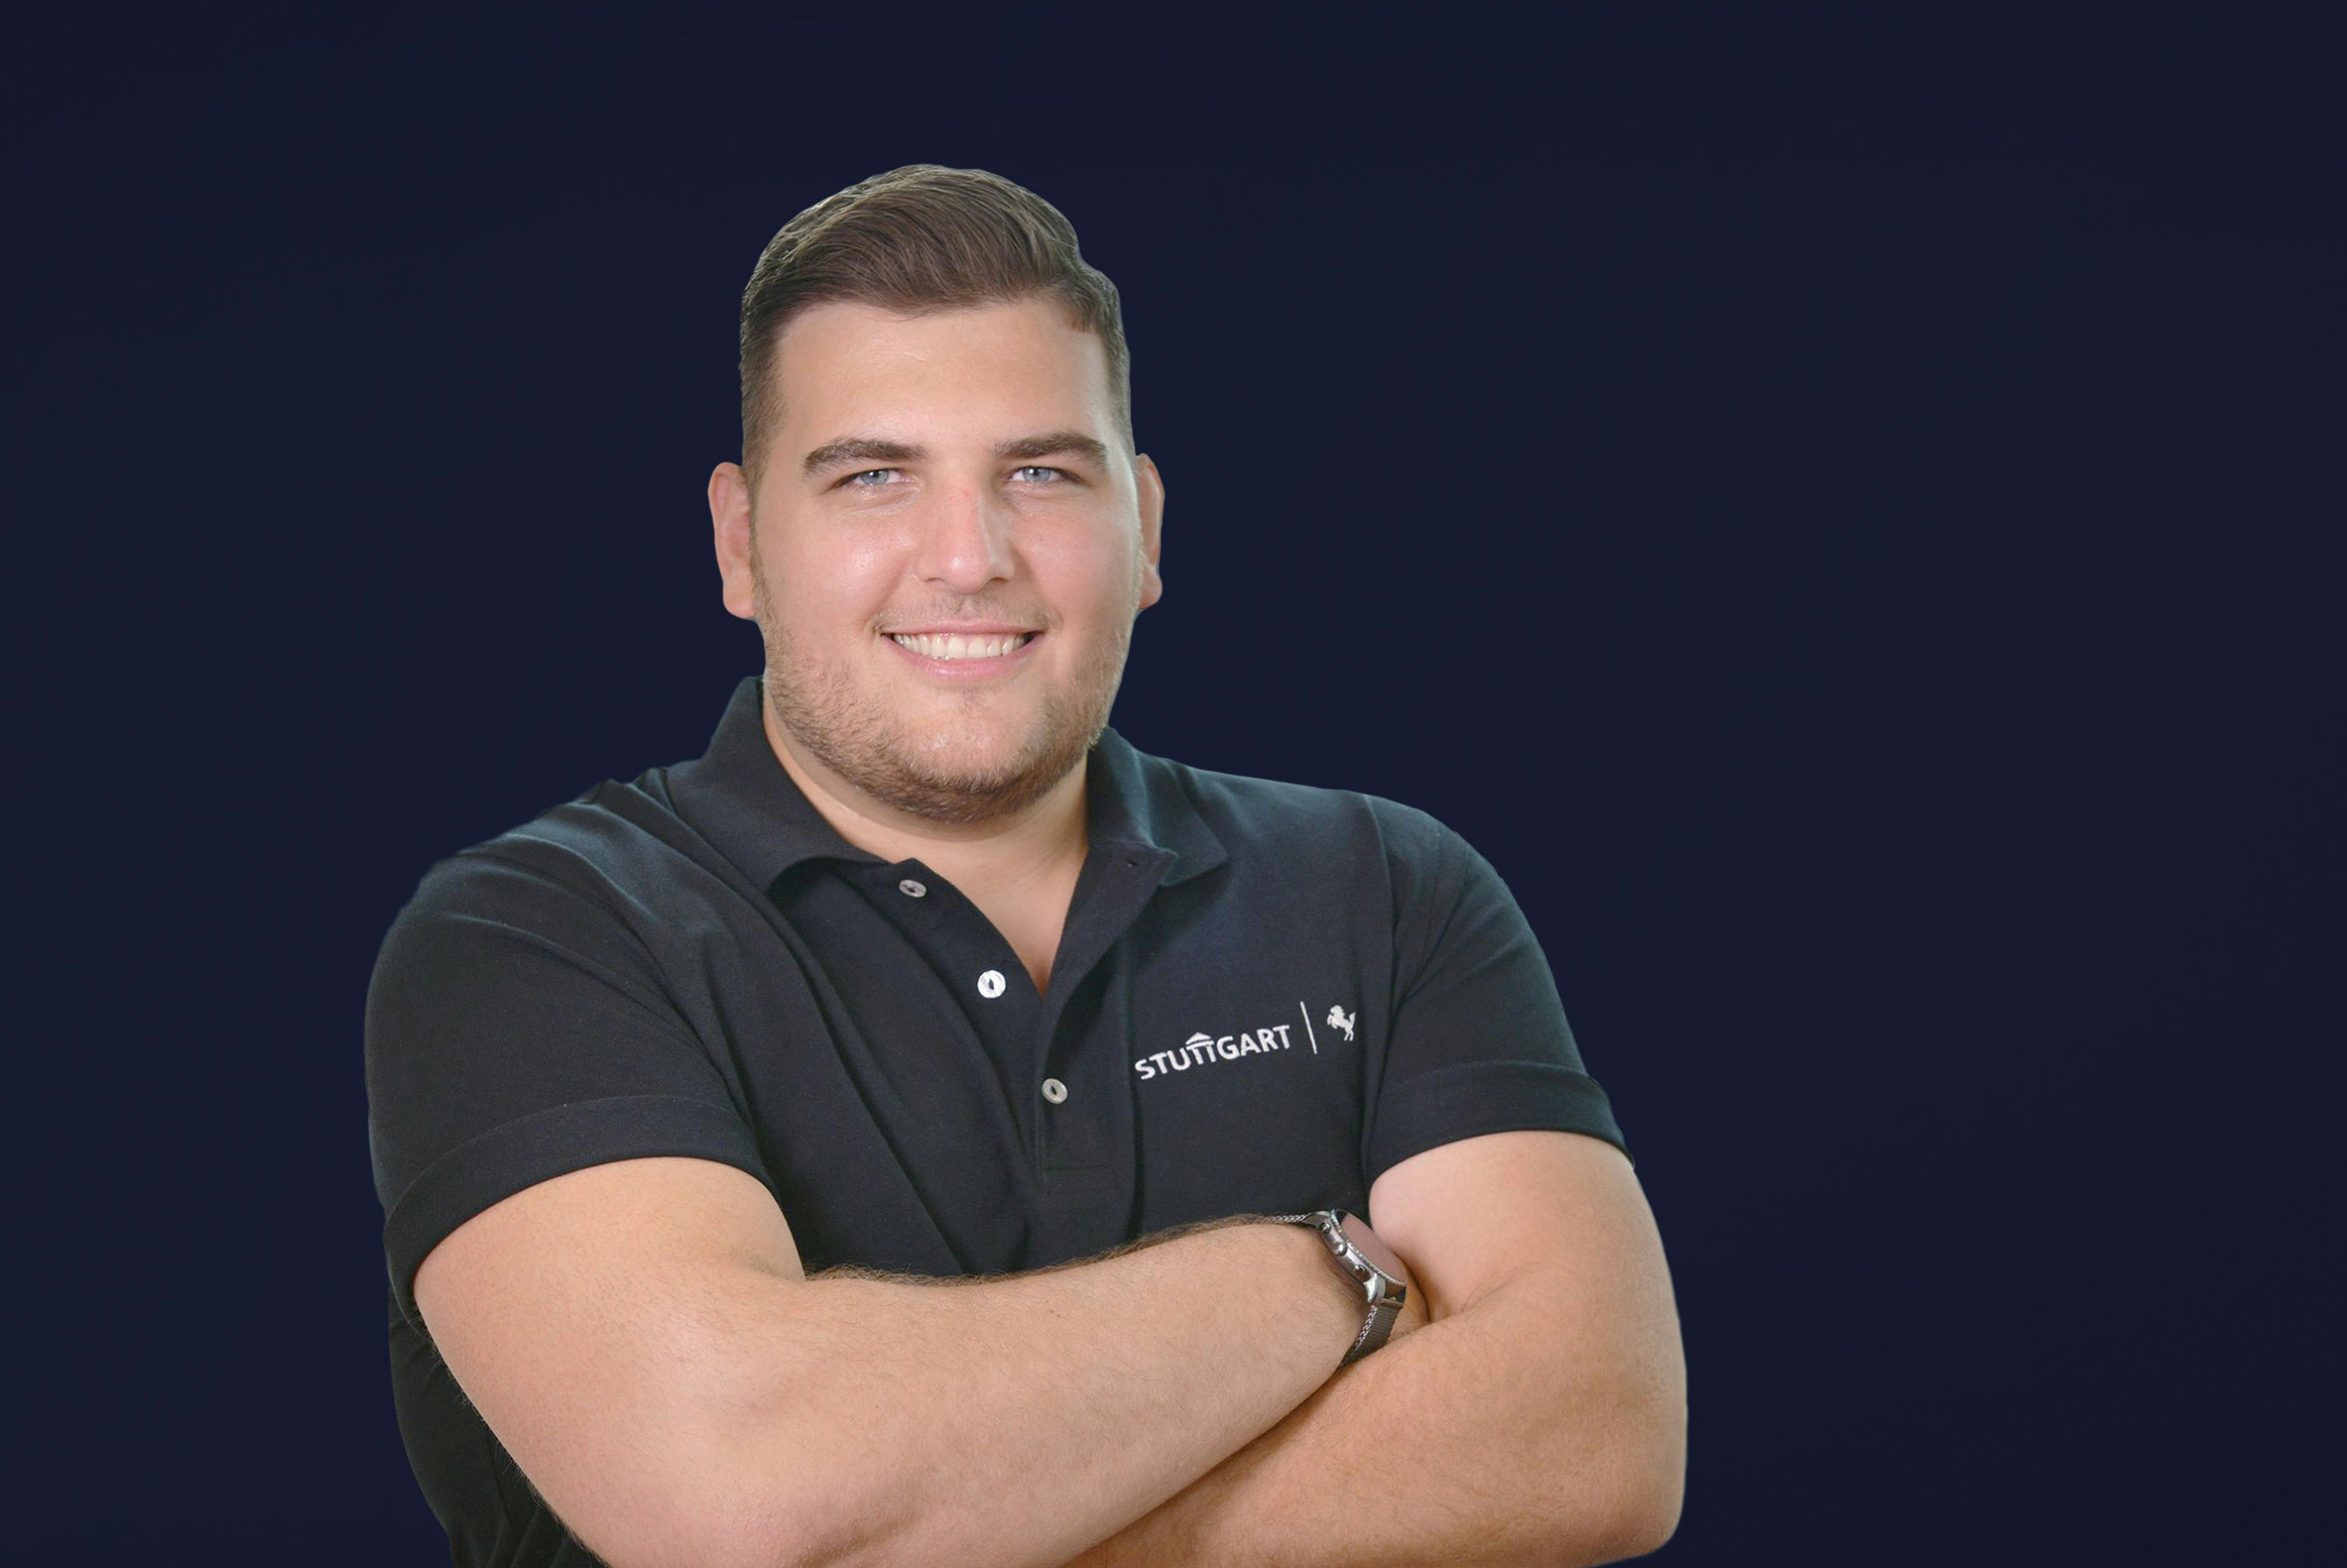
[712,1219,1358,1568]
[1065,1268,1687,1568]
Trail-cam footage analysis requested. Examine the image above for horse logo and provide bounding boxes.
[1326,1005,1356,1042]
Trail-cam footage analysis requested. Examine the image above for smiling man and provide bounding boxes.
[367,166,1685,1568]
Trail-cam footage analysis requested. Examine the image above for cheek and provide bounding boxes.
[766,527,907,621]
[1028,532,1141,622]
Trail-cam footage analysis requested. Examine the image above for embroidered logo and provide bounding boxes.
[1326,1005,1356,1042]
[1133,1024,1300,1081]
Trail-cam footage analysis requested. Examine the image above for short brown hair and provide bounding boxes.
[738,165,1131,485]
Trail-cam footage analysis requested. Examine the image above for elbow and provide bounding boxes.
[566,1449,878,1568]
[570,1497,811,1568]
[1581,1335,1688,1565]
[1540,1462,1681,1568]
[1543,1395,1687,1566]
[1590,1467,1683,1563]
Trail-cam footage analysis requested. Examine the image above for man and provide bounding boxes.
[367,164,1685,1568]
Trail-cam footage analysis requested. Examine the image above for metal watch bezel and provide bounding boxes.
[1283,1209,1404,1307]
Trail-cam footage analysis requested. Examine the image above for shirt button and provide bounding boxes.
[1041,1078,1068,1104]
[897,878,928,898]
[977,970,1007,998]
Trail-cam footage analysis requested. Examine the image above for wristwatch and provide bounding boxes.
[1270,1208,1408,1365]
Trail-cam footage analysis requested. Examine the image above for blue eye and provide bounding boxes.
[847,468,901,487]
[1011,466,1062,483]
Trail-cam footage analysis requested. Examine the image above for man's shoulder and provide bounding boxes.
[1120,738,1464,874]
[392,769,733,934]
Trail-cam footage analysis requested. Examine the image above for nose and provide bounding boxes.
[915,478,1016,595]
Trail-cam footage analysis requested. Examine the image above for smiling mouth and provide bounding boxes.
[887,632,1037,661]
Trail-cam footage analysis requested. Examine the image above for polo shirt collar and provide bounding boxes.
[1082,715,1227,888]
[664,677,1227,893]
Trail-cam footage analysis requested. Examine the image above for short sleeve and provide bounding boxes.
[364,850,772,1333]
[1364,805,1629,1183]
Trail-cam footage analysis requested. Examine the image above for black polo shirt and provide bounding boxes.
[366,676,1627,1566]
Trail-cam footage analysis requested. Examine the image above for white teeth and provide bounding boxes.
[891,632,1031,660]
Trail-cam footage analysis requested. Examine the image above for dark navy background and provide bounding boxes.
[11,3,2337,1561]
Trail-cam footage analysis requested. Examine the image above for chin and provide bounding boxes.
[884,719,1087,821]
[760,612,1125,825]
[908,729,1031,778]
[771,679,1095,825]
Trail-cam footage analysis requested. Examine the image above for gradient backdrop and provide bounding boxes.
[12,3,2337,1562]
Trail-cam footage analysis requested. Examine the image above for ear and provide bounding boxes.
[709,462,758,621]
[1134,452,1166,610]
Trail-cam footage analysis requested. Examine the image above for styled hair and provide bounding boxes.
[738,164,1131,484]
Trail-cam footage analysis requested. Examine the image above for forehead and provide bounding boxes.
[770,297,1116,439]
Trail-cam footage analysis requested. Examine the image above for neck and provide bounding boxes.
[758,701,1091,899]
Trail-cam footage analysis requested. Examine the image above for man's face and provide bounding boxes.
[710,297,1163,824]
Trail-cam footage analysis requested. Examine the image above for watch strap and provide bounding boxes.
[1345,1293,1402,1364]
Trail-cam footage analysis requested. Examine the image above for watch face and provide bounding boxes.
[1336,1211,1405,1283]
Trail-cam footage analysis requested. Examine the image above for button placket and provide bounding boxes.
[1029,845,1173,1178]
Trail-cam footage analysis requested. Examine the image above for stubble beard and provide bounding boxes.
[751,557,1137,825]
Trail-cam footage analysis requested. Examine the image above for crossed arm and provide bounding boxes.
[413,1129,1684,1568]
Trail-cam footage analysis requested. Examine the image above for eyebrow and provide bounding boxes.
[802,438,924,477]
[993,431,1112,468]
[799,431,1113,478]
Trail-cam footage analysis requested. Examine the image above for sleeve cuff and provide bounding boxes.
[1367,1060,1631,1184]
[383,1094,772,1333]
